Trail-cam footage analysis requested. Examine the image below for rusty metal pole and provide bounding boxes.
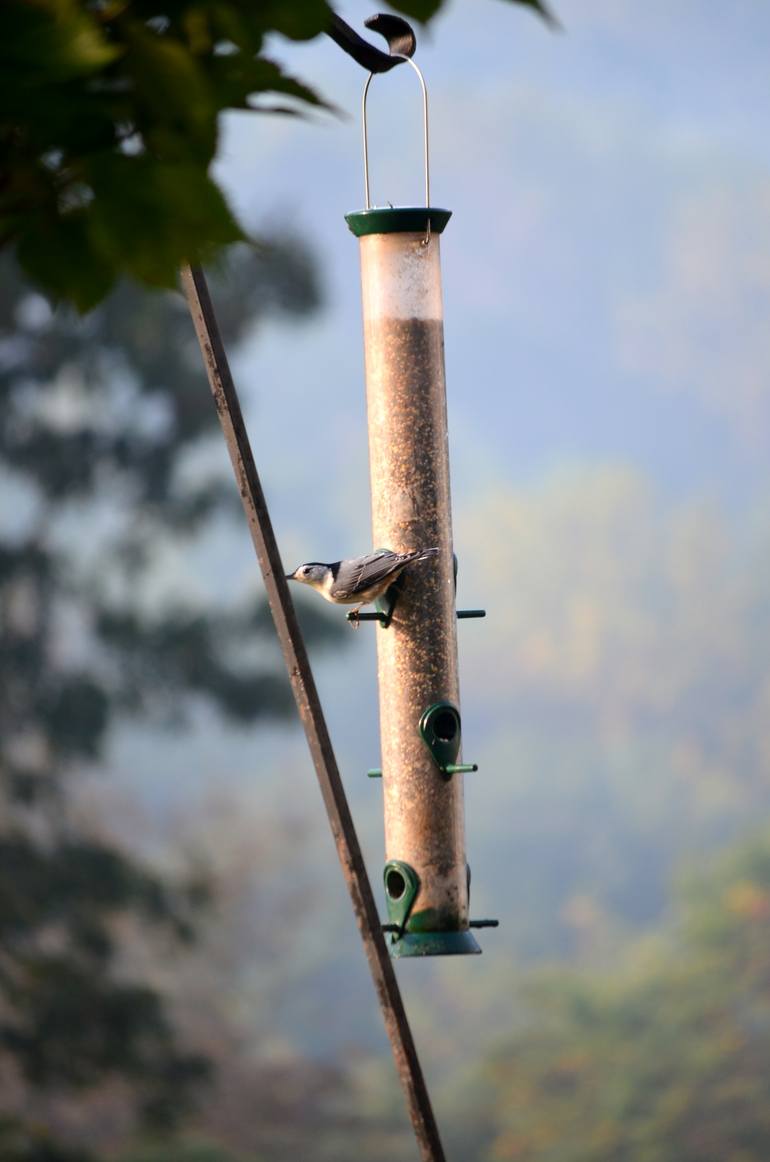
[180,264,447,1161]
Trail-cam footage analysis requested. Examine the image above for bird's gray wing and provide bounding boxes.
[336,550,408,598]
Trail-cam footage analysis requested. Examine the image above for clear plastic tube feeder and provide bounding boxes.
[345,58,492,957]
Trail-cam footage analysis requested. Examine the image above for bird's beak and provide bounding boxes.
[285,572,295,581]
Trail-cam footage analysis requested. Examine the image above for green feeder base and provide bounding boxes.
[386,929,482,958]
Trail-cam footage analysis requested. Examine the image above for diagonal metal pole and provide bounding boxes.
[180,264,446,1162]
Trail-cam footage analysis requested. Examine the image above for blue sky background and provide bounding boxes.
[216,0,770,501]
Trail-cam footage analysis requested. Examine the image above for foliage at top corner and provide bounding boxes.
[0,0,333,311]
[0,0,554,313]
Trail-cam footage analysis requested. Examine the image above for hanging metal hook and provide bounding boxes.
[325,13,429,215]
[362,56,430,211]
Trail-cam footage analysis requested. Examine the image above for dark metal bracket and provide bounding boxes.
[181,266,446,1160]
[352,605,486,626]
[326,12,416,74]
[326,4,557,78]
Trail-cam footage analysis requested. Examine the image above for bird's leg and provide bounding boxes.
[348,606,362,629]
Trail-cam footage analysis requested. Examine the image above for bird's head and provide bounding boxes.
[285,562,329,591]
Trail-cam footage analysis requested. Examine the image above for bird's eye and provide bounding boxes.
[302,566,311,576]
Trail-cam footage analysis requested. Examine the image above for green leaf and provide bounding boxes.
[0,1,120,84]
[15,212,117,312]
[208,53,331,114]
[207,3,264,52]
[384,0,444,21]
[508,0,560,28]
[249,57,330,108]
[249,0,333,41]
[387,0,557,23]
[86,155,245,288]
[123,22,218,163]
[1,0,556,309]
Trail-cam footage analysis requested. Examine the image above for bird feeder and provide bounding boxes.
[346,56,493,956]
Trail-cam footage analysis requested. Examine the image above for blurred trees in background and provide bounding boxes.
[473,830,770,1161]
[0,4,558,1157]
[0,241,345,1160]
[457,471,770,963]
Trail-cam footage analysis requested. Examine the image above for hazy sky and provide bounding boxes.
[210,0,770,532]
[137,0,770,781]
[116,0,770,829]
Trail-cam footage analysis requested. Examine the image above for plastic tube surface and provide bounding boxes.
[358,228,469,935]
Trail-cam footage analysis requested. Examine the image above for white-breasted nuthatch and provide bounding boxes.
[285,547,438,612]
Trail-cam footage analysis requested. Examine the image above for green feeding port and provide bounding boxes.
[382,859,481,958]
[418,701,477,777]
[419,701,460,770]
[383,859,419,931]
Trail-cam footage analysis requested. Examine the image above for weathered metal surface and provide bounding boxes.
[180,264,446,1162]
[355,226,474,947]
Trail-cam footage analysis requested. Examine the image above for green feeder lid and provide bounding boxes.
[345,207,452,237]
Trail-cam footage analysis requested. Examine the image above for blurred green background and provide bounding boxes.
[3,1,770,1159]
